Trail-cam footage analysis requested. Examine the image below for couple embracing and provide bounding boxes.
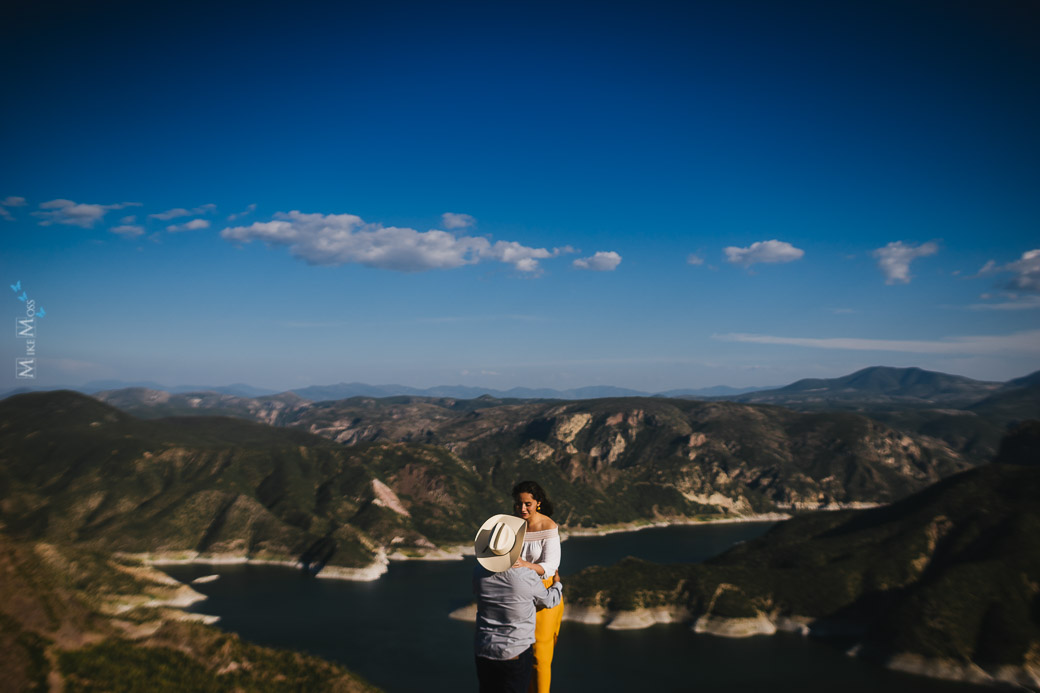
[472,481,563,693]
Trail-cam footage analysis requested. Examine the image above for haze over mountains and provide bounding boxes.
[75,366,1038,477]
[5,365,1037,407]
[2,380,764,401]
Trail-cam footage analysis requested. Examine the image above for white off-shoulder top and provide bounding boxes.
[521,526,561,578]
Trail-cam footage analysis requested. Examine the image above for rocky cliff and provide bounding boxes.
[281,396,972,524]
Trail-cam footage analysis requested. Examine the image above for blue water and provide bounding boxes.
[163,522,989,692]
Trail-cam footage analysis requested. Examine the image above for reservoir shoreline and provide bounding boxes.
[135,512,792,582]
[158,520,996,693]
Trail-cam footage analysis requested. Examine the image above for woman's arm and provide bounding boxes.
[513,558,545,575]
[534,533,560,578]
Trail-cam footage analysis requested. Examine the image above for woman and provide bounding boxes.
[511,480,563,693]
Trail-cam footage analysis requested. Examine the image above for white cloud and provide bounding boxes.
[968,293,1040,311]
[1,196,26,220]
[221,211,561,273]
[979,249,1040,293]
[724,240,804,266]
[976,259,999,276]
[872,241,938,284]
[167,219,211,232]
[441,212,475,230]
[120,215,137,224]
[33,199,141,228]
[149,203,217,221]
[485,240,554,272]
[714,329,1040,356]
[687,253,704,266]
[110,224,145,237]
[415,314,544,324]
[227,203,257,221]
[573,251,622,271]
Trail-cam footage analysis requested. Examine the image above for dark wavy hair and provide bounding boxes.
[512,480,554,518]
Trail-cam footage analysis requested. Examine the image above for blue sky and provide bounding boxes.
[2,0,1038,392]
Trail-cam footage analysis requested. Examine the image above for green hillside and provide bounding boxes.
[567,422,1040,688]
[0,391,506,567]
[969,375,1040,423]
[0,530,378,692]
[732,366,1002,407]
[722,367,1040,465]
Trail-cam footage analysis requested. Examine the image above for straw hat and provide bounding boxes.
[474,514,527,572]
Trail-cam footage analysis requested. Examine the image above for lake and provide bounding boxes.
[163,521,988,692]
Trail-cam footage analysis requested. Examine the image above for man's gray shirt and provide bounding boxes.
[472,565,563,660]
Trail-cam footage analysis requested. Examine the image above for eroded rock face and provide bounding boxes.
[607,606,690,630]
[679,490,751,514]
[371,479,410,517]
[520,440,555,463]
[693,613,777,637]
[605,432,627,465]
[552,412,591,443]
[388,464,454,505]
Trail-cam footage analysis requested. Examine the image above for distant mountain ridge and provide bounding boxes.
[286,382,769,401]
[5,365,1036,405]
[0,380,761,401]
[82,365,1040,475]
[731,366,1006,408]
[1,380,278,398]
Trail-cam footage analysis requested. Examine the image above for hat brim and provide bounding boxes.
[474,514,527,572]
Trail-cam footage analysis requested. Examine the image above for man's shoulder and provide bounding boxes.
[473,566,514,583]
[474,566,540,585]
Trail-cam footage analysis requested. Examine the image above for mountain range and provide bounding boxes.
[1,389,975,567]
[2,383,1038,689]
[730,366,1004,408]
[77,366,1037,477]
[1,380,764,401]
[6,366,1037,411]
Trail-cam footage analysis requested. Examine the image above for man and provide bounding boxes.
[472,514,563,693]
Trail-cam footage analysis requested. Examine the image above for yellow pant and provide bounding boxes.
[530,575,564,693]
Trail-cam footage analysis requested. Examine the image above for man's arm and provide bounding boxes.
[531,571,563,610]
